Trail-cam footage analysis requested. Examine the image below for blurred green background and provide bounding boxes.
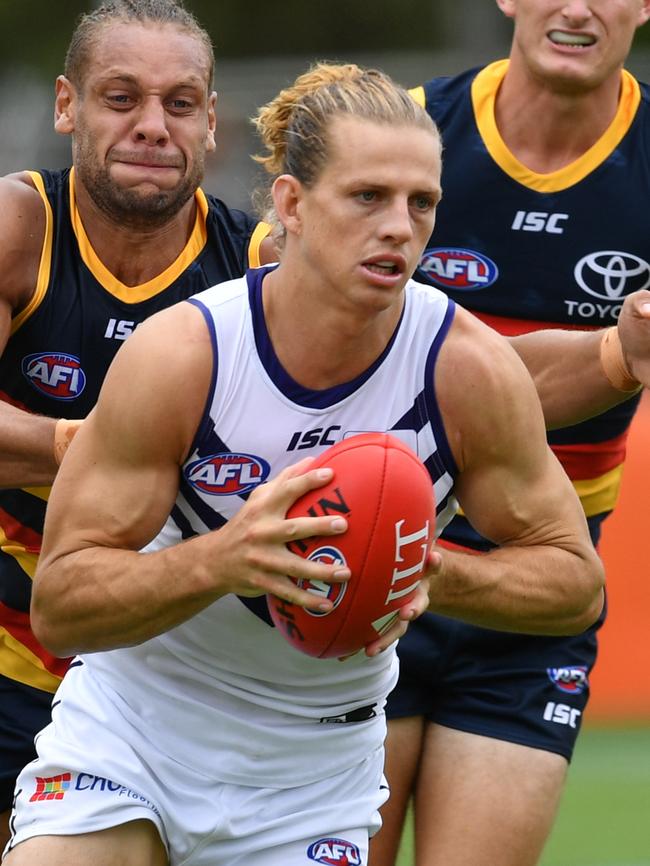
[396,727,650,866]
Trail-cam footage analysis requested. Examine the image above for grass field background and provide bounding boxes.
[396,725,650,866]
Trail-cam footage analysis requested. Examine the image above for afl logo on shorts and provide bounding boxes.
[22,352,86,400]
[185,452,270,495]
[298,547,347,617]
[307,837,361,865]
[418,247,498,291]
[547,665,589,695]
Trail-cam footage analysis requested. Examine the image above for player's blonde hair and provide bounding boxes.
[252,62,440,228]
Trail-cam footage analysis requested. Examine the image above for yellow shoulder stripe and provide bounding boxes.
[248,222,273,268]
[409,86,426,108]
[11,171,54,335]
[471,60,640,192]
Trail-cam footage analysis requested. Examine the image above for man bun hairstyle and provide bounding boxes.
[252,61,439,226]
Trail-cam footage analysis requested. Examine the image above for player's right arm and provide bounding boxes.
[427,306,605,636]
[0,172,73,486]
[31,301,352,658]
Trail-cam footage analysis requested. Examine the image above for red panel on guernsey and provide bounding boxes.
[472,310,598,336]
[0,507,42,552]
[472,311,627,482]
[551,431,629,481]
[0,602,70,678]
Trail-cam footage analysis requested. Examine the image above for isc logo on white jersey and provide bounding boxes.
[185,453,270,495]
[543,701,581,728]
[511,211,569,234]
[22,352,86,400]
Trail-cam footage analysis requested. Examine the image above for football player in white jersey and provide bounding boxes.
[3,61,606,866]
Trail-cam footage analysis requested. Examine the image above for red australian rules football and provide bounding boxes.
[267,432,436,658]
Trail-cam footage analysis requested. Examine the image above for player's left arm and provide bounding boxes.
[509,289,649,429]
[428,306,605,636]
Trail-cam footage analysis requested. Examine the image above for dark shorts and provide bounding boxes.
[385,514,605,762]
[0,674,54,811]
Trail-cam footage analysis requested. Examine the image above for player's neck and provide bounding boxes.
[495,60,623,174]
[262,265,403,391]
[73,181,197,287]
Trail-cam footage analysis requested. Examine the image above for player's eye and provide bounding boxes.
[411,195,435,212]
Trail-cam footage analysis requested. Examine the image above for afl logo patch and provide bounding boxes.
[299,547,347,617]
[185,453,270,495]
[307,837,361,864]
[22,352,86,400]
[419,247,498,291]
[547,665,589,695]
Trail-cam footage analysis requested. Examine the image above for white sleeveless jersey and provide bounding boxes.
[81,266,458,788]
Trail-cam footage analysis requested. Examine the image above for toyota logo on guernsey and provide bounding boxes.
[419,247,498,291]
[185,452,270,495]
[575,251,650,300]
[22,352,86,400]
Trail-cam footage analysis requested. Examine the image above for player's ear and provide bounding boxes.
[272,174,303,236]
[205,91,217,153]
[495,0,516,20]
[54,75,77,135]
[639,0,650,27]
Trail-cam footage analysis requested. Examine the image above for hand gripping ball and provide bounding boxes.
[267,432,436,658]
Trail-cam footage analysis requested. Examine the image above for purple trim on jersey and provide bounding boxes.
[170,505,199,540]
[177,475,228,532]
[186,298,220,458]
[422,299,458,478]
[247,266,405,409]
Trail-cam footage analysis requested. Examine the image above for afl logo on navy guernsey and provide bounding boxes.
[22,352,86,400]
[299,547,348,617]
[185,452,270,496]
[547,665,589,695]
[575,251,650,300]
[418,247,498,291]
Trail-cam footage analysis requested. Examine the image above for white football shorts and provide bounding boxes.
[6,666,388,865]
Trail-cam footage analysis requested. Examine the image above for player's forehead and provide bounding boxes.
[322,115,441,190]
[84,20,212,91]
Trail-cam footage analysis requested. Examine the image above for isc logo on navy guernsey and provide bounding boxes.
[185,453,270,496]
[22,352,86,400]
[419,247,499,291]
[307,837,362,865]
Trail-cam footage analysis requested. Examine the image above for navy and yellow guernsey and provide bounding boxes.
[0,167,268,692]
[411,60,648,551]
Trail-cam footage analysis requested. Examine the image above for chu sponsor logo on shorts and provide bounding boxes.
[185,452,270,495]
[29,773,72,802]
[547,665,589,695]
[22,352,86,400]
[307,837,362,865]
[418,247,498,291]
